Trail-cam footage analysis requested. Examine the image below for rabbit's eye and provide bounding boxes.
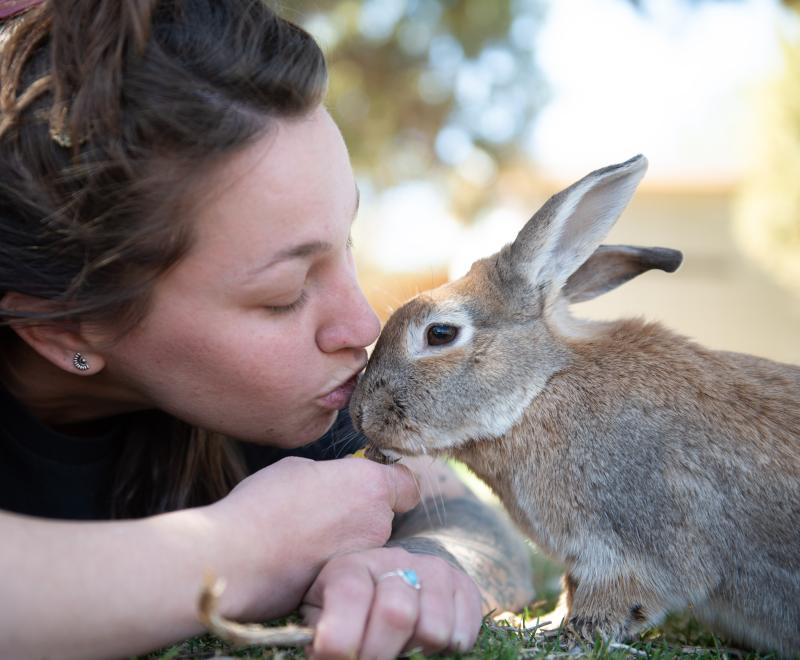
[426,324,459,346]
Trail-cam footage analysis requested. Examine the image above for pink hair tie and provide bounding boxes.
[0,0,44,20]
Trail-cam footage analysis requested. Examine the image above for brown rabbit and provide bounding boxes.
[350,155,800,655]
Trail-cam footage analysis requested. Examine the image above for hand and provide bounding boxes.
[300,546,483,660]
[205,456,421,620]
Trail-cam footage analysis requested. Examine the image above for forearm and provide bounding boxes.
[0,508,220,658]
[388,459,535,614]
[0,507,291,659]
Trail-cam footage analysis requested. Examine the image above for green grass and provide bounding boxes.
[141,554,780,660]
[140,467,784,660]
[141,611,779,660]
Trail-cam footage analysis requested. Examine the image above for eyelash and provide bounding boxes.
[265,290,309,315]
[264,237,351,315]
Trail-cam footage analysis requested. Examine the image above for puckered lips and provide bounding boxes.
[318,371,361,411]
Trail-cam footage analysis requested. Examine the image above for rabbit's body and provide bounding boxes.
[351,156,800,654]
[452,317,800,652]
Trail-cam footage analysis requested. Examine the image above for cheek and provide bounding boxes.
[221,331,337,424]
[114,306,317,399]
[235,333,313,395]
[189,314,315,393]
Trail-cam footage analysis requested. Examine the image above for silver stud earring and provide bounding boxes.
[72,352,90,371]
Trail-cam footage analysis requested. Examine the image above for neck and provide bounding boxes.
[0,332,149,427]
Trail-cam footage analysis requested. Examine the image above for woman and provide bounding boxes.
[0,1,535,658]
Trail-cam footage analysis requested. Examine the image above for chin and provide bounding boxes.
[299,408,340,443]
[238,408,339,448]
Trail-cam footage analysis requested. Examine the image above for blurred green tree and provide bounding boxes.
[283,0,800,298]
[284,0,547,216]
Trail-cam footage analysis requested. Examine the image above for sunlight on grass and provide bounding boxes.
[447,458,500,505]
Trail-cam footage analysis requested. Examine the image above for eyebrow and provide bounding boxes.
[246,185,360,277]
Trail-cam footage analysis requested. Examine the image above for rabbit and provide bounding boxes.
[349,155,800,655]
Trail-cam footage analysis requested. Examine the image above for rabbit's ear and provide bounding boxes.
[508,155,648,294]
[563,244,683,303]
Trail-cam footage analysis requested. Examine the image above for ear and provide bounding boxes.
[563,244,683,303]
[508,155,648,295]
[1,292,107,375]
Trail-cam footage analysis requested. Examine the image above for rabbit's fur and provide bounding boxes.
[350,156,800,655]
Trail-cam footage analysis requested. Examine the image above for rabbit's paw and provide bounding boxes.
[565,613,629,645]
[561,571,662,644]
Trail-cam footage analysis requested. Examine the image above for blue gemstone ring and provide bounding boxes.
[377,568,422,591]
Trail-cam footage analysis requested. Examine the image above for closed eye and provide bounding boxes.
[265,290,308,314]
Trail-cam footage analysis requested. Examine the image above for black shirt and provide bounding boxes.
[0,382,365,520]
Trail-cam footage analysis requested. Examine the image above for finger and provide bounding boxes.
[299,603,321,628]
[383,463,420,514]
[358,571,420,660]
[408,565,455,655]
[299,604,322,659]
[450,576,483,652]
[308,564,374,660]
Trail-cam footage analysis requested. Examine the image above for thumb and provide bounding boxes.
[383,463,420,513]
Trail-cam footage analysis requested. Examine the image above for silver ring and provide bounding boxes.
[377,568,421,591]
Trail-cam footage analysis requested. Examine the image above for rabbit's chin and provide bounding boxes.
[364,444,403,465]
[363,434,447,462]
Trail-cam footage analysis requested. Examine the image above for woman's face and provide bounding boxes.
[103,108,381,446]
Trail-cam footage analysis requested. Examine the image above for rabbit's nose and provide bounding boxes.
[375,388,406,422]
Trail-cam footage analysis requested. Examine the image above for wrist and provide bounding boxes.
[195,500,262,619]
[136,506,230,629]
[199,497,319,621]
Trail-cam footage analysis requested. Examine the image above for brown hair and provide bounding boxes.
[0,0,328,517]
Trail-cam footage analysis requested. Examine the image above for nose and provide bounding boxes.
[316,267,381,354]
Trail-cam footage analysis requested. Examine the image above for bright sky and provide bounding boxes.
[529,0,790,185]
[355,0,797,274]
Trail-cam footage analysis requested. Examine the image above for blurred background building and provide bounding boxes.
[289,0,800,364]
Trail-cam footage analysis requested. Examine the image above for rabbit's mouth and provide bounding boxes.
[364,444,403,465]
